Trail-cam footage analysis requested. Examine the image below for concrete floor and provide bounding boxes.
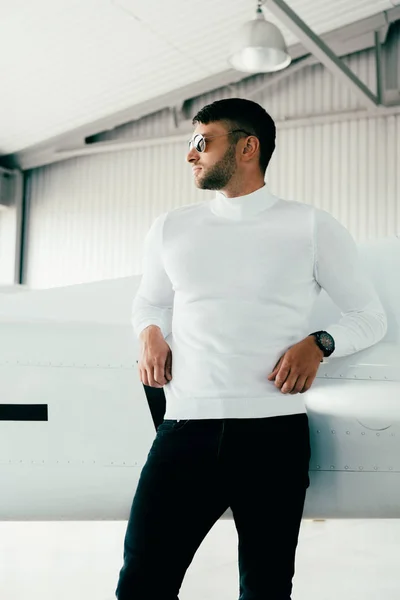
[0,519,399,599]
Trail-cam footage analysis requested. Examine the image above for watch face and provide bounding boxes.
[320,332,334,351]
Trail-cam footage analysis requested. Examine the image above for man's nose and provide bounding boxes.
[186,146,200,163]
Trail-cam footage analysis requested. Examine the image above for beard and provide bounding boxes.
[195,144,237,190]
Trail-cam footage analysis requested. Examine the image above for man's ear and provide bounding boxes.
[242,136,259,159]
[243,141,251,153]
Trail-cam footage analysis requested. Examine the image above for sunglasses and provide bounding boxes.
[188,129,253,153]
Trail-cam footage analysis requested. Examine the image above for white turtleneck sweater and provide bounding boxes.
[132,185,387,420]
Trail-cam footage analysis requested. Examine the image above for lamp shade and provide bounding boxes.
[229,11,291,73]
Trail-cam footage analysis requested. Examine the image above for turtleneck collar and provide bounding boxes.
[209,184,278,221]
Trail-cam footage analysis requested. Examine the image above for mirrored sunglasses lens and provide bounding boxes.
[194,135,205,152]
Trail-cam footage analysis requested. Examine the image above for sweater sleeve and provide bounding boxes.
[131,212,174,339]
[313,208,387,357]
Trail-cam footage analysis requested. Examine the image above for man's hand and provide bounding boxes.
[139,326,173,388]
[267,336,324,395]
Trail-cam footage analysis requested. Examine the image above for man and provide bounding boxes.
[116,98,387,600]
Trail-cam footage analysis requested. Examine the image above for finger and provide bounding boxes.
[281,372,300,394]
[267,366,279,381]
[268,356,283,380]
[300,378,309,393]
[143,365,162,388]
[301,373,317,393]
[274,364,290,389]
[140,367,149,387]
[153,361,167,387]
[165,352,173,381]
[290,376,307,395]
[146,369,160,387]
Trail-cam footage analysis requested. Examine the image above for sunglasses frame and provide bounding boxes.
[188,129,254,153]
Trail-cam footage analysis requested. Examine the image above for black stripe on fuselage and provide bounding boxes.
[0,404,48,421]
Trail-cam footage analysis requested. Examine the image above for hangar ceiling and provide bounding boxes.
[0,0,399,168]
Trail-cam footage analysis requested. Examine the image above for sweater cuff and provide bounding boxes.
[326,325,356,358]
[134,319,169,340]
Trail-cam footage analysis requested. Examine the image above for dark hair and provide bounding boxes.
[192,98,276,173]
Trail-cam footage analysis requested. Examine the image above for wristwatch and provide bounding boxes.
[310,330,335,358]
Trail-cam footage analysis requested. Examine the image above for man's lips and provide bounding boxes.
[192,167,202,174]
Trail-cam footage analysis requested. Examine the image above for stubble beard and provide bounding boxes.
[195,145,237,191]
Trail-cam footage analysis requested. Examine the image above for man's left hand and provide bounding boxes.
[267,336,324,395]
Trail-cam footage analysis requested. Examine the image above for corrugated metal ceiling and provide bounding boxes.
[0,0,395,155]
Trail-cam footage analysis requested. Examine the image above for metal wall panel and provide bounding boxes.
[24,149,214,288]
[0,208,17,284]
[24,49,400,289]
[267,115,400,242]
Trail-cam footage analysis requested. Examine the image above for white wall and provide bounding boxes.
[23,47,400,288]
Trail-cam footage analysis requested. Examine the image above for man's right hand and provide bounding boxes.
[138,325,172,388]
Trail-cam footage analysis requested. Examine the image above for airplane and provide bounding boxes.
[0,232,398,522]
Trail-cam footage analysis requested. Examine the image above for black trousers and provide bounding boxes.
[115,413,310,600]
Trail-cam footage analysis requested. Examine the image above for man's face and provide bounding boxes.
[186,122,237,191]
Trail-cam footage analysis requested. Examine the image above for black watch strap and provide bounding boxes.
[310,330,335,357]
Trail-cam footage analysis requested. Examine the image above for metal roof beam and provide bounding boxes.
[267,0,380,109]
[375,31,383,106]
